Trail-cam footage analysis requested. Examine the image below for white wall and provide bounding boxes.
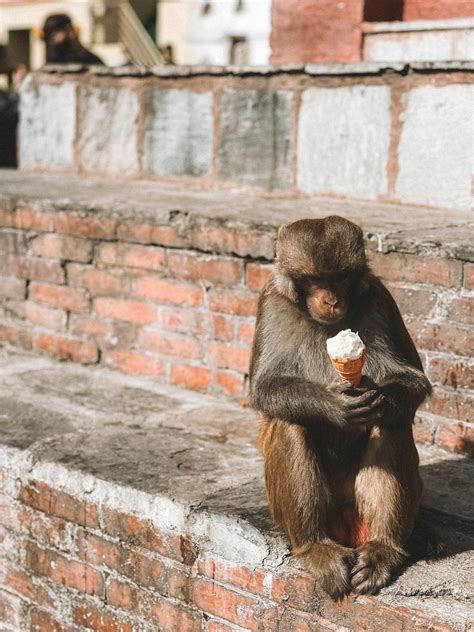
[158,0,271,65]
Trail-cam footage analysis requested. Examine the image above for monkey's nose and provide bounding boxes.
[324,297,338,307]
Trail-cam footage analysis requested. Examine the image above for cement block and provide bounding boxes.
[19,77,76,169]
[396,85,474,210]
[297,86,391,199]
[143,89,213,177]
[218,89,293,190]
[78,85,139,175]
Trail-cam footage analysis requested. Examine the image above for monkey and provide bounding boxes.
[249,216,431,600]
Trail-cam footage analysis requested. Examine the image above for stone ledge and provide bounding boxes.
[1,171,473,261]
[362,17,474,33]
[0,349,472,630]
[40,61,474,77]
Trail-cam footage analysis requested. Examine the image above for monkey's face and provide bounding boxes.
[301,277,350,325]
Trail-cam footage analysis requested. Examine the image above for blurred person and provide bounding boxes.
[43,14,104,65]
[0,45,21,168]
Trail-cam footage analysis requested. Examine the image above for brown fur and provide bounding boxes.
[250,216,430,600]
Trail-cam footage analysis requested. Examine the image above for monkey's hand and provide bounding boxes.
[336,378,387,427]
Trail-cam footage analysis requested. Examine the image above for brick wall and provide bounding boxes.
[404,0,474,20]
[0,457,461,631]
[19,65,474,211]
[270,0,364,64]
[0,204,472,457]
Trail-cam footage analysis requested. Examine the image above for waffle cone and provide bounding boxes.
[330,349,365,387]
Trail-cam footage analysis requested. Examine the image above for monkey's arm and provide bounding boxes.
[249,293,351,427]
[361,283,432,426]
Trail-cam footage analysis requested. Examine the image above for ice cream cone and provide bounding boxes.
[330,350,366,387]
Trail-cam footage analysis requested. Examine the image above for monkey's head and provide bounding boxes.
[275,216,368,325]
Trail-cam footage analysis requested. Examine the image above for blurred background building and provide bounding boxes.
[0,0,472,71]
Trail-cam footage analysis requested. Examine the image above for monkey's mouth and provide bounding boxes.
[309,309,346,325]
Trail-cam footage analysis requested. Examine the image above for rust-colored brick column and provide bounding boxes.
[270,0,364,64]
[404,0,474,20]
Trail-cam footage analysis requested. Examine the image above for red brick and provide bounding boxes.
[197,554,268,596]
[75,530,189,597]
[136,277,203,307]
[422,388,472,422]
[426,354,474,391]
[370,252,463,288]
[246,263,273,292]
[208,288,258,316]
[97,243,165,271]
[73,603,133,632]
[0,208,13,227]
[68,315,109,338]
[117,222,187,247]
[171,363,211,391]
[412,417,436,446]
[464,263,474,289]
[210,342,250,373]
[31,234,93,263]
[29,282,89,312]
[437,421,474,456]
[191,225,275,259]
[56,212,117,240]
[168,252,242,286]
[18,505,71,550]
[161,307,209,335]
[4,256,65,284]
[404,0,472,20]
[6,566,54,607]
[214,371,245,397]
[138,330,202,359]
[0,589,21,626]
[445,295,473,326]
[192,577,279,630]
[279,608,341,632]
[67,264,131,295]
[25,542,104,596]
[23,301,67,331]
[0,323,33,349]
[102,507,197,564]
[212,314,234,341]
[238,322,255,346]
[107,579,202,631]
[13,208,54,231]
[30,607,74,631]
[35,334,98,363]
[20,480,99,528]
[94,297,155,324]
[407,320,473,357]
[385,283,437,318]
[0,276,26,299]
[271,0,363,64]
[0,229,27,255]
[103,350,164,377]
[272,569,318,612]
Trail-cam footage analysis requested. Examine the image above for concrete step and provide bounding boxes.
[0,171,472,459]
[0,350,472,631]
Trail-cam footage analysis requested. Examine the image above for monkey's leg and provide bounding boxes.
[353,424,422,594]
[260,419,356,600]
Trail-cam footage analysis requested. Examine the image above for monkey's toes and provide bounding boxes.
[351,542,400,595]
[322,550,356,601]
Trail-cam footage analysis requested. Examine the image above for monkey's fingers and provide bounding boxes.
[345,390,382,408]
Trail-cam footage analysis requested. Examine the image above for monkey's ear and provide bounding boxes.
[274,270,298,303]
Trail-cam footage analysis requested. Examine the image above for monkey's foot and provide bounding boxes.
[351,541,405,595]
[297,541,356,601]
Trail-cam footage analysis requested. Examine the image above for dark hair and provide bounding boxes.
[43,14,72,42]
